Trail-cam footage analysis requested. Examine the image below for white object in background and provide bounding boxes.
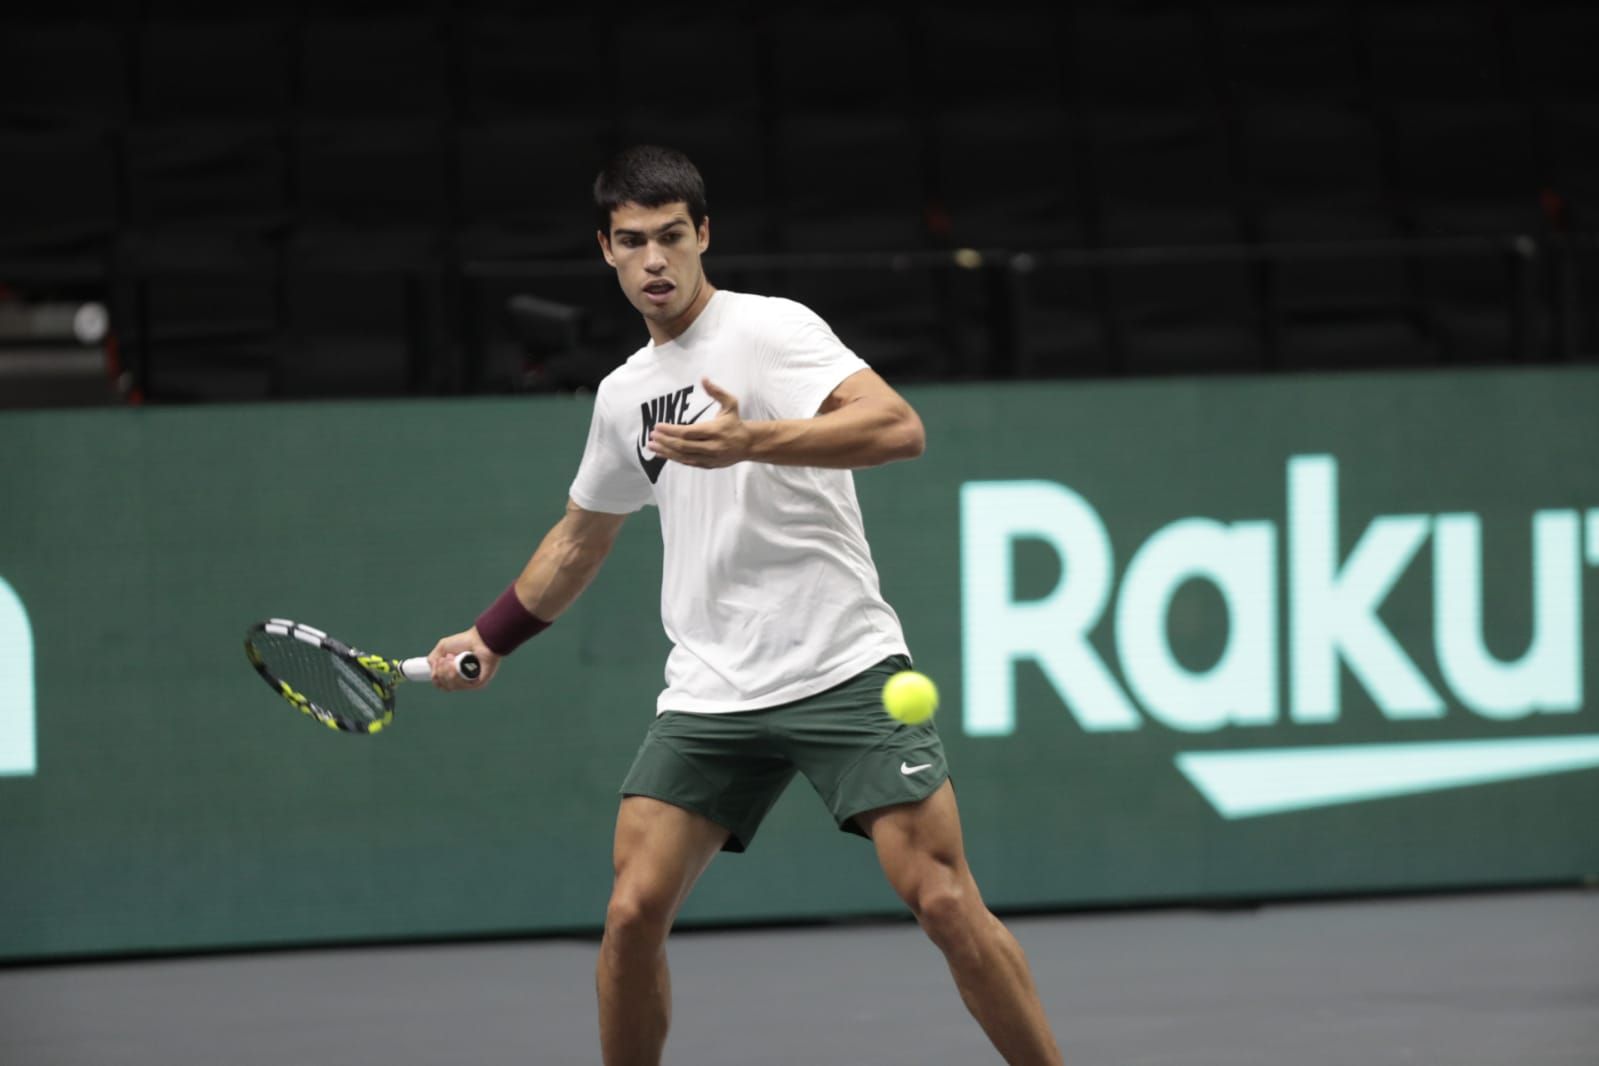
[0,576,36,777]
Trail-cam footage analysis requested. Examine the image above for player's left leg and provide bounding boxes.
[857,780,1066,1066]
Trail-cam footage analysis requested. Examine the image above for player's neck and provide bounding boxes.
[647,279,717,346]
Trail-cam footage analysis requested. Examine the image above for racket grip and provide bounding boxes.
[400,654,482,683]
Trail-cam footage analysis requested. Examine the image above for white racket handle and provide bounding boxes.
[399,654,482,683]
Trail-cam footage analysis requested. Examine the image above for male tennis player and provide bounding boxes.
[428,145,1064,1066]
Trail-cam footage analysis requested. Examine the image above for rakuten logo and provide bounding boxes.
[0,575,35,777]
[960,455,1599,817]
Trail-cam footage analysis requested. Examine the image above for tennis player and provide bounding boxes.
[428,145,1064,1066]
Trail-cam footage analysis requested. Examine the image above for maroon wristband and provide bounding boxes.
[474,585,550,656]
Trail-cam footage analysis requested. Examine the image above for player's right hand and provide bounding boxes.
[427,626,501,692]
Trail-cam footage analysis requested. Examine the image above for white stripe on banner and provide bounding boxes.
[0,576,35,777]
[1175,735,1599,819]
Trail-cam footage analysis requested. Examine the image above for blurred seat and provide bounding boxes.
[1107,261,1263,375]
[0,129,118,258]
[459,11,611,122]
[1214,4,1364,107]
[773,115,929,252]
[299,14,447,120]
[1011,262,1112,378]
[273,270,425,397]
[1542,102,1599,230]
[1510,2,1599,110]
[292,119,447,264]
[1238,103,1396,242]
[135,266,278,402]
[136,16,290,122]
[1091,109,1243,247]
[770,7,913,119]
[1072,6,1214,116]
[1416,252,1523,365]
[0,19,127,129]
[1561,242,1599,362]
[1390,102,1541,235]
[1271,256,1424,371]
[125,122,287,251]
[457,118,612,260]
[464,269,633,392]
[613,15,761,123]
[1364,4,1510,107]
[921,8,1066,115]
[933,107,1085,251]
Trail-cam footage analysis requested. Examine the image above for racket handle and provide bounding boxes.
[400,654,482,683]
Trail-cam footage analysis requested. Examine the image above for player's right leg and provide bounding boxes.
[601,708,795,1066]
[598,795,729,1066]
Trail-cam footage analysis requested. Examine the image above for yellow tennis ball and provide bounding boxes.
[882,670,938,725]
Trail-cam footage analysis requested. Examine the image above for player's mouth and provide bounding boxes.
[642,279,675,306]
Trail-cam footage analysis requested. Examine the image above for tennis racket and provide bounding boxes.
[244,618,481,735]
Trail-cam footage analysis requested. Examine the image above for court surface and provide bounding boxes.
[3,889,1595,1065]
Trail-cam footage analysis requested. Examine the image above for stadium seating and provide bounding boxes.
[0,2,1592,400]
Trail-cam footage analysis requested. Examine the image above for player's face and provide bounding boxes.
[598,201,712,340]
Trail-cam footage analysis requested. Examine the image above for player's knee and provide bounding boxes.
[604,885,675,947]
[908,875,974,946]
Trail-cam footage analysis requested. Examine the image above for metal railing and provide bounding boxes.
[462,233,1585,388]
[2,233,1593,406]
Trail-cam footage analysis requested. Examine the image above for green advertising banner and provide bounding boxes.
[2,366,1598,960]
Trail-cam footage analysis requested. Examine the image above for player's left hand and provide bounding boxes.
[648,378,752,469]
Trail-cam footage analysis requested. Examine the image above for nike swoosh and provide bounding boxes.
[636,400,719,484]
[900,762,933,775]
[637,448,668,484]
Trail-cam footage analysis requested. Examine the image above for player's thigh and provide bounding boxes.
[620,709,795,852]
[609,795,730,920]
[855,779,979,908]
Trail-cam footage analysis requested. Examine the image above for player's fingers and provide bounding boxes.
[701,378,738,411]
[649,433,696,459]
[652,437,704,465]
[659,422,715,442]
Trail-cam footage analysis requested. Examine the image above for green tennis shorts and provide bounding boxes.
[619,655,948,852]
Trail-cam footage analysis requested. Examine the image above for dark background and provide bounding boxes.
[2,1,1597,406]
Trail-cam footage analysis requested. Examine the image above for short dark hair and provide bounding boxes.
[593,145,708,236]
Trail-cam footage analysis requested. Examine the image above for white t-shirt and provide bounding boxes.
[569,290,909,713]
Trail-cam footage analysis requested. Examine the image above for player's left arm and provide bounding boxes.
[647,369,925,470]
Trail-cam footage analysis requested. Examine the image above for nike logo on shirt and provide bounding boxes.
[636,387,716,484]
[900,762,933,776]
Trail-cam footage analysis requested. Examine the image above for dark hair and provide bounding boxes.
[593,145,708,236]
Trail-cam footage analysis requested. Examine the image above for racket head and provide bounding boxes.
[244,619,398,735]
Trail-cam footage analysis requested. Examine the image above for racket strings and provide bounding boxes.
[252,632,389,728]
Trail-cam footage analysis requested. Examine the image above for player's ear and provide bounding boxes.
[697,216,710,254]
[597,229,615,267]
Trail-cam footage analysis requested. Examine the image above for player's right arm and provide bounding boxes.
[426,498,628,691]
